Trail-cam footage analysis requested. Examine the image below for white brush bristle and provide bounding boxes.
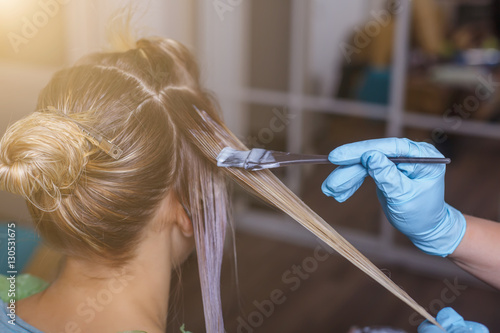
[216,147,250,168]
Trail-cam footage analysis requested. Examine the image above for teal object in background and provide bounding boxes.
[356,67,391,105]
[0,222,41,275]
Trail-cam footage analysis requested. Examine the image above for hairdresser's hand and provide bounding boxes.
[321,138,466,257]
[418,307,489,333]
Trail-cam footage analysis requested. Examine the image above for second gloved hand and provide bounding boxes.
[418,307,488,333]
[321,138,466,257]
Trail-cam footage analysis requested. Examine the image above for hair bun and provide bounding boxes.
[0,112,89,210]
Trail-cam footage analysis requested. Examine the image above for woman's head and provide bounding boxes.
[2,38,195,260]
[0,37,229,331]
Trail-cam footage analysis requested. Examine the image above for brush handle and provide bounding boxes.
[271,154,451,168]
[388,157,450,164]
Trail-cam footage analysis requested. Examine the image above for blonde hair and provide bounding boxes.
[0,32,440,333]
[0,37,229,331]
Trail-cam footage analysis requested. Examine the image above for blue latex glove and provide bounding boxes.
[418,307,489,332]
[321,138,466,256]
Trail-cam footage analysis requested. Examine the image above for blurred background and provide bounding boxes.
[1,0,500,332]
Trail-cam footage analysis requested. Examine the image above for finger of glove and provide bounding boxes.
[322,164,368,202]
[436,307,467,328]
[418,308,463,332]
[396,141,446,180]
[417,320,444,333]
[361,150,412,202]
[328,138,415,165]
[432,308,489,333]
[418,308,489,333]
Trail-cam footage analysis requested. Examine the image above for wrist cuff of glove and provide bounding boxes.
[411,204,467,257]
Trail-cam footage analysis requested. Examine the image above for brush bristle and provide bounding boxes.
[217,147,280,170]
[216,147,249,168]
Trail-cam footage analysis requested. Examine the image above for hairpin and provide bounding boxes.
[45,106,123,160]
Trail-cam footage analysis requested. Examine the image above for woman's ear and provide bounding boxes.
[152,191,193,236]
[175,201,193,237]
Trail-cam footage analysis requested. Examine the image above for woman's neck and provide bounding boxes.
[19,227,174,333]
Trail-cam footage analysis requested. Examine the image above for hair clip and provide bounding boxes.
[45,106,123,160]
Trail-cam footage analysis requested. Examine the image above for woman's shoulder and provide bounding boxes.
[0,274,48,332]
[0,298,45,333]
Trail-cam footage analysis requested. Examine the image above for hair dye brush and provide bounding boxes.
[216,147,450,171]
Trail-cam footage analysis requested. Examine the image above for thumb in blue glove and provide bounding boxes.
[418,307,488,333]
[322,138,466,257]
